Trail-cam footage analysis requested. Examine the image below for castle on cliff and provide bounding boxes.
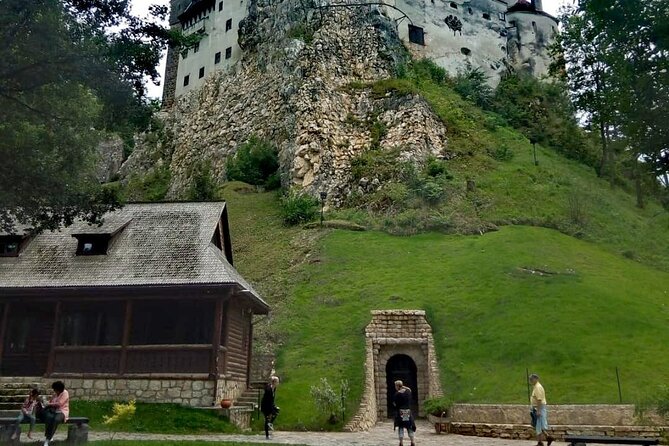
[162,0,557,106]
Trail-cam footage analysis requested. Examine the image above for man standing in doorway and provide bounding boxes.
[529,374,554,446]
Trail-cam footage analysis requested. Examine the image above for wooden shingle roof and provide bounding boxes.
[0,202,267,311]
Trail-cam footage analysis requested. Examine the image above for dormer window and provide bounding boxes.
[74,234,111,256]
[0,236,24,257]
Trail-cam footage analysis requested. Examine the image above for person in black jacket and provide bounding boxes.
[393,380,416,446]
[261,376,280,439]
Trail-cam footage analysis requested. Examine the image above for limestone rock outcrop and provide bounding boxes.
[123,1,450,204]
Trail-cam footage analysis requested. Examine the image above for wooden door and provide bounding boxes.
[1,303,55,376]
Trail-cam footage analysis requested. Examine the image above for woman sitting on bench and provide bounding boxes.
[42,381,69,446]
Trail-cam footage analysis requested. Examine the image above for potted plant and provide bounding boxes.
[423,396,453,434]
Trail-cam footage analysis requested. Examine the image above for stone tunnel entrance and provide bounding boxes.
[345,310,444,431]
[386,354,418,417]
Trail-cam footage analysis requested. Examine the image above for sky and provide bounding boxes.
[131,0,571,99]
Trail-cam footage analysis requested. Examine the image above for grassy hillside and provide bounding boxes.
[267,226,669,428]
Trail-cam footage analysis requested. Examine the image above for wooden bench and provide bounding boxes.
[564,435,660,446]
[0,416,89,445]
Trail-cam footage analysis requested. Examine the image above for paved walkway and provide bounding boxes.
[67,421,561,445]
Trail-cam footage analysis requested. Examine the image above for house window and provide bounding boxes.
[74,234,110,256]
[449,2,457,8]
[193,42,200,53]
[199,66,205,78]
[58,302,124,346]
[0,236,22,257]
[225,47,232,59]
[184,74,190,86]
[226,18,233,31]
[130,300,214,345]
[482,12,491,20]
[215,51,221,64]
[408,24,425,46]
[219,1,223,10]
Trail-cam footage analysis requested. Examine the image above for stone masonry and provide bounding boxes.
[345,310,443,431]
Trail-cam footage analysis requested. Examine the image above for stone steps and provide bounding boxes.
[0,381,45,413]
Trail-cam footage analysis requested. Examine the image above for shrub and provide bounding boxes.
[490,145,515,162]
[280,189,319,225]
[187,161,218,201]
[453,65,493,108]
[226,136,280,189]
[125,165,171,202]
[425,156,452,178]
[418,178,445,204]
[423,396,454,417]
[310,378,350,424]
[566,192,589,227]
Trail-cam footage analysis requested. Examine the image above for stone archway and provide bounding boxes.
[386,354,418,417]
[345,310,444,431]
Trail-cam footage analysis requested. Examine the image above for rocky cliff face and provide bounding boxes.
[122,0,450,205]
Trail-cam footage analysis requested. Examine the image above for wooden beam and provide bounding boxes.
[210,298,224,378]
[221,301,230,374]
[246,311,253,388]
[0,302,10,373]
[46,301,61,377]
[119,300,133,376]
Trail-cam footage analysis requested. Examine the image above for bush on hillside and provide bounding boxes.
[280,189,319,225]
[187,161,218,201]
[124,164,171,202]
[452,64,493,108]
[310,378,350,424]
[226,136,280,189]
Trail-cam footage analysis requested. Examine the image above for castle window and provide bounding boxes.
[468,7,473,14]
[532,21,537,32]
[498,12,505,20]
[460,47,471,56]
[215,51,221,64]
[225,47,232,59]
[219,1,223,10]
[199,66,205,78]
[184,75,190,86]
[193,42,200,53]
[226,18,233,32]
[482,12,491,20]
[449,2,457,9]
[408,24,425,46]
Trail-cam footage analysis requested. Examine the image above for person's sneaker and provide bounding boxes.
[43,441,50,446]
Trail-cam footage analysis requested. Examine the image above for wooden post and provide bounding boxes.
[0,302,11,373]
[210,298,224,378]
[246,311,253,389]
[46,301,62,376]
[119,300,133,376]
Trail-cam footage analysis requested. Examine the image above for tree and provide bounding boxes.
[0,0,193,233]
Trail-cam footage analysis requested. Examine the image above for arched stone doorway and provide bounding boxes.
[385,354,419,417]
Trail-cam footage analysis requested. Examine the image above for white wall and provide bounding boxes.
[175,0,248,97]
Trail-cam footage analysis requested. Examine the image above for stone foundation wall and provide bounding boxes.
[0,376,247,409]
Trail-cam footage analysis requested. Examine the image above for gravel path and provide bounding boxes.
[51,421,564,445]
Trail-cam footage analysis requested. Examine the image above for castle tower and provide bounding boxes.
[505,0,558,77]
[162,0,190,107]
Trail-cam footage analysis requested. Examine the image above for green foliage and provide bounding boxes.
[226,136,280,189]
[399,59,448,85]
[187,162,218,201]
[279,189,319,225]
[350,148,406,183]
[286,23,314,44]
[310,378,350,424]
[423,396,454,416]
[489,145,515,162]
[70,401,238,434]
[452,65,493,108]
[125,165,171,202]
[425,156,452,178]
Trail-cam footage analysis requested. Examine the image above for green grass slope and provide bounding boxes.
[269,226,669,428]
